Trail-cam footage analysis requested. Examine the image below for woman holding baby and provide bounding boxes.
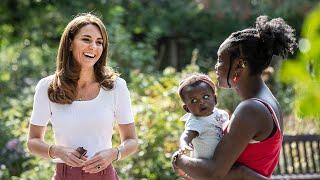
[172,15,296,179]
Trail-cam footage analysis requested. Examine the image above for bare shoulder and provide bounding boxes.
[229,99,274,138]
[234,99,272,123]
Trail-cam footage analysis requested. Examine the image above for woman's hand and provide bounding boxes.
[82,148,117,173]
[53,145,86,167]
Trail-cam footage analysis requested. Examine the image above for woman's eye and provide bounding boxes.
[203,95,209,99]
[97,41,103,46]
[82,38,90,42]
[191,99,198,103]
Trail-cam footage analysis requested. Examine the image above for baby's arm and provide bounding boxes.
[180,130,199,152]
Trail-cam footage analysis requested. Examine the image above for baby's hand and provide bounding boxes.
[179,140,193,153]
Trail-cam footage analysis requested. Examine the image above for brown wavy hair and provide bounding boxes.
[48,13,118,104]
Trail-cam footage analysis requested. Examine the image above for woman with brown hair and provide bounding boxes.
[172,15,296,179]
[27,13,138,180]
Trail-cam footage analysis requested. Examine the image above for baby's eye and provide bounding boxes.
[203,95,210,99]
[191,99,198,103]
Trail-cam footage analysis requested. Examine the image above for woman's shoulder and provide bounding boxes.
[237,99,267,110]
[113,77,128,90]
[234,99,273,123]
[35,75,55,89]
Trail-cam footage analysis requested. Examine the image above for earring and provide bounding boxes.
[233,76,238,83]
[233,74,239,83]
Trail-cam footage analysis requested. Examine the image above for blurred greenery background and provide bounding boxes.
[1,0,320,179]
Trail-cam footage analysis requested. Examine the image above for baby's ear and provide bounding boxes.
[183,105,190,112]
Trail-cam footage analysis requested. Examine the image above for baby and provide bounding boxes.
[178,73,229,159]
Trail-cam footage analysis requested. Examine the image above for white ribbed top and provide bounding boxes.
[30,75,134,163]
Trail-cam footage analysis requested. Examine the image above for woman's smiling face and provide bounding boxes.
[71,24,104,69]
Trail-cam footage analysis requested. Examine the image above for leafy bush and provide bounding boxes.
[1,1,319,178]
[279,4,320,120]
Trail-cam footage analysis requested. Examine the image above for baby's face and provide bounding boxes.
[182,82,216,117]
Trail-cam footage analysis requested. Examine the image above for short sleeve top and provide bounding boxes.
[30,75,134,162]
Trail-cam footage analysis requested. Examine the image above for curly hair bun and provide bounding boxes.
[256,15,297,58]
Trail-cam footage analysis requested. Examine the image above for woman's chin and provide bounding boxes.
[78,61,98,68]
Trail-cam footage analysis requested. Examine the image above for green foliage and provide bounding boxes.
[111,65,236,179]
[279,5,320,120]
[1,0,320,178]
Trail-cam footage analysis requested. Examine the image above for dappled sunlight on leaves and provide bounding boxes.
[280,5,320,121]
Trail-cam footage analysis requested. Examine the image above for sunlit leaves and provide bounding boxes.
[280,5,320,120]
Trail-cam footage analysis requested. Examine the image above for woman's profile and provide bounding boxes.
[172,15,297,179]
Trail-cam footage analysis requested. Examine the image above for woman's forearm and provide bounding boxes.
[27,138,52,159]
[236,165,268,180]
[177,155,224,180]
[117,138,138,160]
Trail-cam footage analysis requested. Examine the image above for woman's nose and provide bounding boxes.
[214,63,218,71]
[89,42,97,49]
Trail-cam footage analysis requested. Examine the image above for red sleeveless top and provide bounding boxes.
[236,98,282,177]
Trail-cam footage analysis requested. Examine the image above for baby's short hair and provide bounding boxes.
[178,73,216,100]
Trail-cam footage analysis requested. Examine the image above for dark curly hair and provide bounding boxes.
[219,15,297,75]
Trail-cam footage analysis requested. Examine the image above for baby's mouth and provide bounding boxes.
[200,107,208,111]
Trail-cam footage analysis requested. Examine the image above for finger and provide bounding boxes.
[88,160,110,173]
[86,162,109,174]
[83,159,104,171]
[178,148,186,154]
[185,145,193,150]
[83,155,101,166]
[71,154,87,167]
[66,158,80,167]
[69,153,85,165]
[80,156,88,161]
[180,146,186,152]
[71,151,84,160]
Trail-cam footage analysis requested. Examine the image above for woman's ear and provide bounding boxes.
[237,59,246,69]
[233,59,246,75]
[183,105,189,112]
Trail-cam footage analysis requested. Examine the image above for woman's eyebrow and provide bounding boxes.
[81,34,103,40]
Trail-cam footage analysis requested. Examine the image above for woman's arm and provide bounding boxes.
[224,165,268,180]
[27,124,85,167]
[116,123,139,160]
[82,123,138,173]
[27,124,51,158]
[175,101,270,179]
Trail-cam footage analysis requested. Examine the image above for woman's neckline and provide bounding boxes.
[74,87,102,103]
